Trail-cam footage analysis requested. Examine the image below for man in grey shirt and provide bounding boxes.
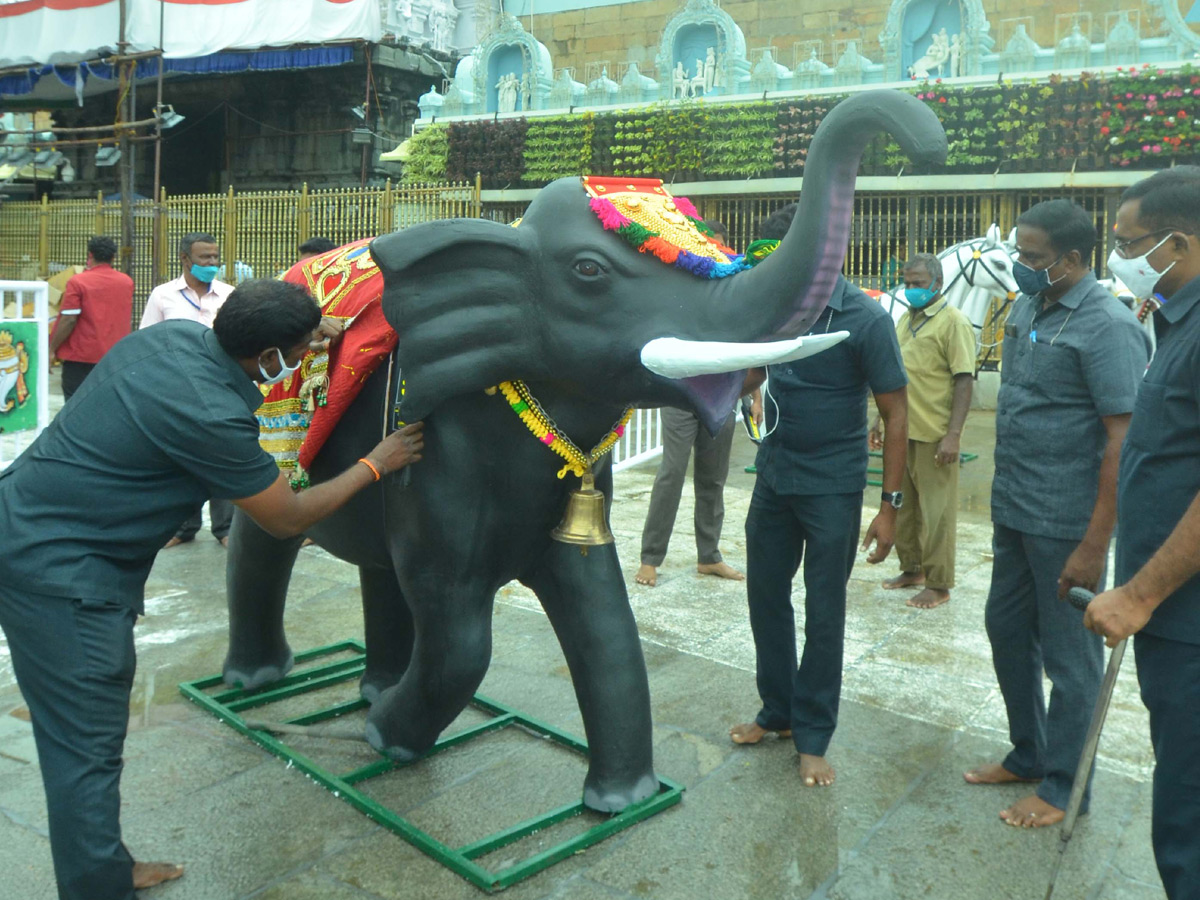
[963,200,1151,828]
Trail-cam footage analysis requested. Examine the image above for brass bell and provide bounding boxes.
[550,473,614,547]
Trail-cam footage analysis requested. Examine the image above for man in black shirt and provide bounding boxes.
[0,279,424,900]
[1085,167,1200,898]
[729,204,909,788]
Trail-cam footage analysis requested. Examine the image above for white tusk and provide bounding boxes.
[640,332,850,378]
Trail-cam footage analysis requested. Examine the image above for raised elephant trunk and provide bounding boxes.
[641,90,946,432]
[718,90,947,343]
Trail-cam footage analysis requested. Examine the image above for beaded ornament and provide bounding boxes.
[497,380,633,480]
[582,176,752,279]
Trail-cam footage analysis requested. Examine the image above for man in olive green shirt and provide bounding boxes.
[871,253,977,608]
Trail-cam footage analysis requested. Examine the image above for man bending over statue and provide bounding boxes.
[0,279,424,900]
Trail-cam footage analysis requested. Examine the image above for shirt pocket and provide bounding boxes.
[1031,341,1076,388]
[1126,381,1167,451]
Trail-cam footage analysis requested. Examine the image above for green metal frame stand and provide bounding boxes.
[179,640,684,892]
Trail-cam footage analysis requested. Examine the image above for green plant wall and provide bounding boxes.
[431,65,1200,189]
[400,124,449,184]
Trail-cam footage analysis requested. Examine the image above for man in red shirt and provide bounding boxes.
[50,236,134,400]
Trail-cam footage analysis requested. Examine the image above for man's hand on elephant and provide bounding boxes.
[368,422,425,475]
[861,508,896,564]
[310,317,346,352]
[1083,584,1153,648]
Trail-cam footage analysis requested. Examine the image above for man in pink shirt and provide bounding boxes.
[140,232,233,329]
[50,236,134,400]
[140,232,235,547]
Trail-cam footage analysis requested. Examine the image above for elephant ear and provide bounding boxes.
[370,220,542,422]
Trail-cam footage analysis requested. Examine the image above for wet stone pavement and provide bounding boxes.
[0,393,1168,900]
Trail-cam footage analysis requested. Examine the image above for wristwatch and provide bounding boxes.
[882,491,904,510]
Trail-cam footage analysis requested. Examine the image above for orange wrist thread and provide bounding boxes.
[358,457,382,482]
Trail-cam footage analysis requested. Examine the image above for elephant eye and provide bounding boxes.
[573,259,604,278]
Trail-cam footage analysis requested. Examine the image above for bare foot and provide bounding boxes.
[218,536,229,547]
[634,564,657,587]
[1000,794,1064,828]
[906,588,950,609]
[162,536,189,549]
[963,763,1041,785]
[697,561,745,581]
[882,572,924,589]
[729,722,791,744]
[799,753,835,787]
[132,861,185,889]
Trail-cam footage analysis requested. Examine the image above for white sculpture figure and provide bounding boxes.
[430,12,450,52]
[949,32,963,77]
[673,61,688,99]
[713,52,725,88]
[909,29,951,79]
[497,73,519,113]
[704,46,716,93]
[690,58,706,97]
[520,72,531,111]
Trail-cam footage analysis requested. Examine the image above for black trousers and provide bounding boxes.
[60,360,96,401]
[1135,631,1200,899]
[744,481,861,756]
[0,583,137,900]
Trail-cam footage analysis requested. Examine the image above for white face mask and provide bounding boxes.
[1107,233,1176,299]
[258,348,301,386]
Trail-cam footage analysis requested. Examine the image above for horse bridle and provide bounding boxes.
[939,236,1018,373]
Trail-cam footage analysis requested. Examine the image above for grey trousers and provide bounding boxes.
[640,407,736,567]
[0,584,137,900]
[176,498,234,542]
[985,524,1105,811]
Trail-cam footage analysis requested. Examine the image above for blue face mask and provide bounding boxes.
[190,263,220,283]
[1013,256,1065,296]
[904,287,939,309]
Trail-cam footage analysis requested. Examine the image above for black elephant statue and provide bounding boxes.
[223,90,947,813]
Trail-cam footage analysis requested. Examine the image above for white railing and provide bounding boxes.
[0,280,51,469]
[610,405,748,473]
[611,406,664,472]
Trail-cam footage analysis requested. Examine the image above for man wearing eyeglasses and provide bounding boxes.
[1084,167,1200,898]
[963,199,1150,830]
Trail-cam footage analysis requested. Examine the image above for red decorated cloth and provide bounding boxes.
[258,239,396,478]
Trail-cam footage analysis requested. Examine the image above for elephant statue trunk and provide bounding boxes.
[717,90,948,344]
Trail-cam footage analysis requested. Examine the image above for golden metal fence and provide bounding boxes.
[0,178,482,322]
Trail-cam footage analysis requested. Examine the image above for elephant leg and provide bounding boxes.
[523,543,659,813]
[222,507,304,691]
[358,565,414,705]
[364,580,493,762]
